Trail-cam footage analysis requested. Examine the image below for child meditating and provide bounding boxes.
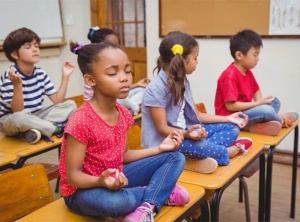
[59,41,190,222]
[0,27,76,144]
[141,31,252,175]
[215,29,298,136]
[84,26,150,115]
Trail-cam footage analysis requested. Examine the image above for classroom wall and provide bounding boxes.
[0,0,91,105]
[0,0,299,152]
[146,0,300,152]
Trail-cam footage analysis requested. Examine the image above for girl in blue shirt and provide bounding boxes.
[142,31,251,172]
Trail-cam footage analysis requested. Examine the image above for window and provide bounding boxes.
[105,0,146,47]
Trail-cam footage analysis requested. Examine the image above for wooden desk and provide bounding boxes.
[239,118,300,221]
[179,142,265,221]
[18,182,208,222]
[0,135,62,168]
[154,182,208,222]
[0,151,18,171]
[133,112,142,121]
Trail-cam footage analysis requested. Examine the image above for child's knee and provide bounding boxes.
[63,100,77,110]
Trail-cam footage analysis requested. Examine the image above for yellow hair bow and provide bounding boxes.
[171,44,184,55]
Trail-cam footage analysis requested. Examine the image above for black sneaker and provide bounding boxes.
[19,129,41,144]
[54,120,68,138]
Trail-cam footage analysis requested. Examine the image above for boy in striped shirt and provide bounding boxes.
[0,27,76,143]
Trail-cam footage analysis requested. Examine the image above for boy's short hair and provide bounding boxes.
[3,27,41,63]
[229,29,263,59]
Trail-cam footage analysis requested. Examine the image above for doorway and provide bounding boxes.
[90,0,147,83]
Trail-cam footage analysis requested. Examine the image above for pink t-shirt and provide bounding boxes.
[59,102,134,196]
[215,63,260,115]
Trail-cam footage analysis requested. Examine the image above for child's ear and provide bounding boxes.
[235,51,244,60]
[10,51,19,60]
[83,74,96,86]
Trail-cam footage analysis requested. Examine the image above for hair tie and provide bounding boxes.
[73,44,84,53]
[171,44,184,55]
[90,26,100,37]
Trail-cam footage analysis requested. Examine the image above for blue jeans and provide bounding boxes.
[243,97,281,127]
[179,123,240,166]
[63,151,185,218]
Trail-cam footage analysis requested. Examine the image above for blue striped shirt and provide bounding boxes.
[0,65,56,117]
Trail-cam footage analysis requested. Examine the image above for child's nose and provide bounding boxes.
[120,73,128,82]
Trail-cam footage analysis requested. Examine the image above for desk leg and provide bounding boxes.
[0,163,17,171]
[198,198,210,222]
[290,125,298,218]
[210,189,223,222]
[15,157,28,168]
[258,152,265,222]
[265,144,275,222]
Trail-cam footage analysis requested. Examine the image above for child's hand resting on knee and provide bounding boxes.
[184,124,208,140]
[227,112,248,128]
[98,168,128,190]
[158,130,183,152]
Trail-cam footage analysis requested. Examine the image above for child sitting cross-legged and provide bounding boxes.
[0,27,76,144]
[59,41,190,222]
[215,29,298,136]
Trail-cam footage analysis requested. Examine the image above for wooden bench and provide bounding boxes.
[0,164,53,222]
[197,102,300,221]
[15,102,209,222]
[0,133,62,192]
[0,151,18,171]
[0,96,84,184]
[0,134,62,169]
[239,119,300,221]
[179,141,265,222]
[18,181,208,222]
[194,103,266,221]
[0,96,208,222]
[11,163,209,222]
[127,103,266,221]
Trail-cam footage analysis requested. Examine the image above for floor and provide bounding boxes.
[29,149,300,222]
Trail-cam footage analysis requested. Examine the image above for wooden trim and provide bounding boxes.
[90,0,106,27]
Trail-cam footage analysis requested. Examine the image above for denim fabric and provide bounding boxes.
[64,151,185,218]
[243,97,281,126]
[179,123,240,165]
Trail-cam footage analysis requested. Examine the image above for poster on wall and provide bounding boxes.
[269,0,300,35]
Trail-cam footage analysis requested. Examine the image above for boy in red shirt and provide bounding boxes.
[215,29,298,136]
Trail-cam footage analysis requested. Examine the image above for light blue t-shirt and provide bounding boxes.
[141,69,201,148]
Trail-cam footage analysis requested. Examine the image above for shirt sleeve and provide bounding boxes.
[0,70,13,103]
[117,103,134,130]
[143,83,168,108]
[64,109,91,145]
[219,75,239,103]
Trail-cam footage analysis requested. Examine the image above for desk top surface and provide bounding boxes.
[239,118,300,146]
[179,141,265,189]
[0,135,62,157]
[18,181,205,222]
[0,151,18,167]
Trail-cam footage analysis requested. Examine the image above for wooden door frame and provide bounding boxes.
[89,0,147,82]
